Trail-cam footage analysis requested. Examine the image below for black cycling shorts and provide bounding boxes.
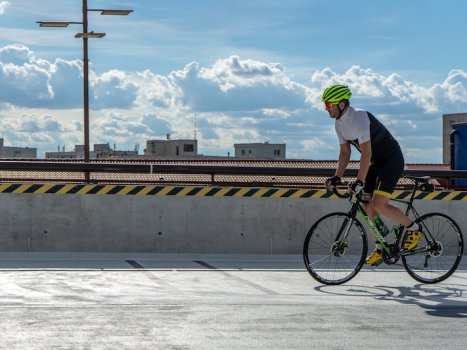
[363,150,404,198]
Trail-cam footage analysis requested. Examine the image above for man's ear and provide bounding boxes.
[339,100,348,109]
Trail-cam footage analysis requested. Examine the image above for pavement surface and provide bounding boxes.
[0,253,466,350]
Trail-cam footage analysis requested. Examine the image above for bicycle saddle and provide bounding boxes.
[404,175,431,183]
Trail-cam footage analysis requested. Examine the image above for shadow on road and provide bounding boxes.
[315,283,467,318]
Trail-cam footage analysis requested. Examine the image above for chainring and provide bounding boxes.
[382,244,400,265]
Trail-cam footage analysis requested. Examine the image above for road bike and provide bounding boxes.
[303,176,464,285]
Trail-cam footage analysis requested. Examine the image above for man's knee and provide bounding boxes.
[372,196,390,212]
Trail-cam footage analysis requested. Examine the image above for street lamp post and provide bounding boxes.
[37,1,132,181]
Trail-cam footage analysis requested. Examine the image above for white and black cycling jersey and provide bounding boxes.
[335,106,401,163]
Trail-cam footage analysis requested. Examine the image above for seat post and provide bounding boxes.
[408,180,419,205]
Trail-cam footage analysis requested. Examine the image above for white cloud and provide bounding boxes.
[19,114,69,133]
[261,108,291,118]
[300,137,335,153]
[170,56,311,112]
[310,65,435,113]
[0,46,466,162]
[0,112,79,152]
[91,112,173,152]
[0,46,52,106]
[430,70,467,110]
[0,1,9,15]
[0,44,34,64]
[135,69,181,109]
[0,45,139,109]
[92,70,139,110]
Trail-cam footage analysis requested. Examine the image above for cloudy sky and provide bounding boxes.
[0,0,466,162]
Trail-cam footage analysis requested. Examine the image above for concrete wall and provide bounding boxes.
[0,192,466,253]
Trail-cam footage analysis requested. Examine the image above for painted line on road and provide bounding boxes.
[194,260,279,295]
[193,260,216,269]
[125,260,184,294]
[126,260,145,269]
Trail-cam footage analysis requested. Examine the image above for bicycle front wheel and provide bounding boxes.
[303,212,368,285]
[402,213,464,283]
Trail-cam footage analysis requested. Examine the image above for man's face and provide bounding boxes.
[325,102,341,119]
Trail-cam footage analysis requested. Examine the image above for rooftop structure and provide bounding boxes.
[144,137,198,157]
[0,138,37,159]
[234,142,286,159]
[443,113,467,164]
[45,143,138,159]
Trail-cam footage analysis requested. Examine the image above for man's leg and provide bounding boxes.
[362,165,385,265]
[362,196,379,220]
[370,151,412,228]
[371,194,412,227]
[362,164,378,219]
[372,194,423,250]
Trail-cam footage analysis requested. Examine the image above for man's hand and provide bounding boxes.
[325,175,341,190]
[348,180,364,194]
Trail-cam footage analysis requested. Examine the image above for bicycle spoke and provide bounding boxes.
[303,212,367,285]
[402,213,464,283]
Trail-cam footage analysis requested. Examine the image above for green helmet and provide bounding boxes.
[321,84,352,103]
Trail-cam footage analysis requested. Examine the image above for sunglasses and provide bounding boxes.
[324,101,335,109]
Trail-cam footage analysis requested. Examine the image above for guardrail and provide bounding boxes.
[0,161,466,189]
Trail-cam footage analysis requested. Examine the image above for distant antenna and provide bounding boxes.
[194,113,197,140]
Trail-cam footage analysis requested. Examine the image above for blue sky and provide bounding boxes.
[0,0,466,162]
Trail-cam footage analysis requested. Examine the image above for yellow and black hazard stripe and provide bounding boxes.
[0,183,466,200]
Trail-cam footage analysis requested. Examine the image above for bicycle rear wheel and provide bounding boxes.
[402,213,464,283]
[303,212,368,285]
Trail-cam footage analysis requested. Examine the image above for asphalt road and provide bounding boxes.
[0,253,466,349]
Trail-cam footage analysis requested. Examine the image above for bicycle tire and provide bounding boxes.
[402,213,464,284]
[303,212,368,285]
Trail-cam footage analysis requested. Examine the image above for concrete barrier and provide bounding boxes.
[0,184,466,253]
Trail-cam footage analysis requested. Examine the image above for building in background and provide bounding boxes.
[144,136,198,157]
[46,145,84,159]
[443,113,467,164]
[0,138,37,158]
[45,143,138,159]
[234,142,286,159]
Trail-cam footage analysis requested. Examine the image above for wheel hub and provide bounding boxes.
[426,241,443,257]
[330,241,347,257]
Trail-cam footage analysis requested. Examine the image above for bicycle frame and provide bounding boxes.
[336,186,437,257]
[337,197,394,255]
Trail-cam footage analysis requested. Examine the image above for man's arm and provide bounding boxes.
[335,143,351,178]
[356,140,372,183]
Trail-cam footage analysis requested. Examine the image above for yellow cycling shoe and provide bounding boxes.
[365,248,383,266]
[403,230,423,250]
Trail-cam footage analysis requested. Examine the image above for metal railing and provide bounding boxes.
[0,160,466,189]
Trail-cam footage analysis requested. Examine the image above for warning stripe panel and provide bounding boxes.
[0,183,465,200]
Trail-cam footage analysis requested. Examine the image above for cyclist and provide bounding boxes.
[322,84,422,266]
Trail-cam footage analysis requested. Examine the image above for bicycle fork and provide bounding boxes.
[332,216,355,257]
[332,205,361,256]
